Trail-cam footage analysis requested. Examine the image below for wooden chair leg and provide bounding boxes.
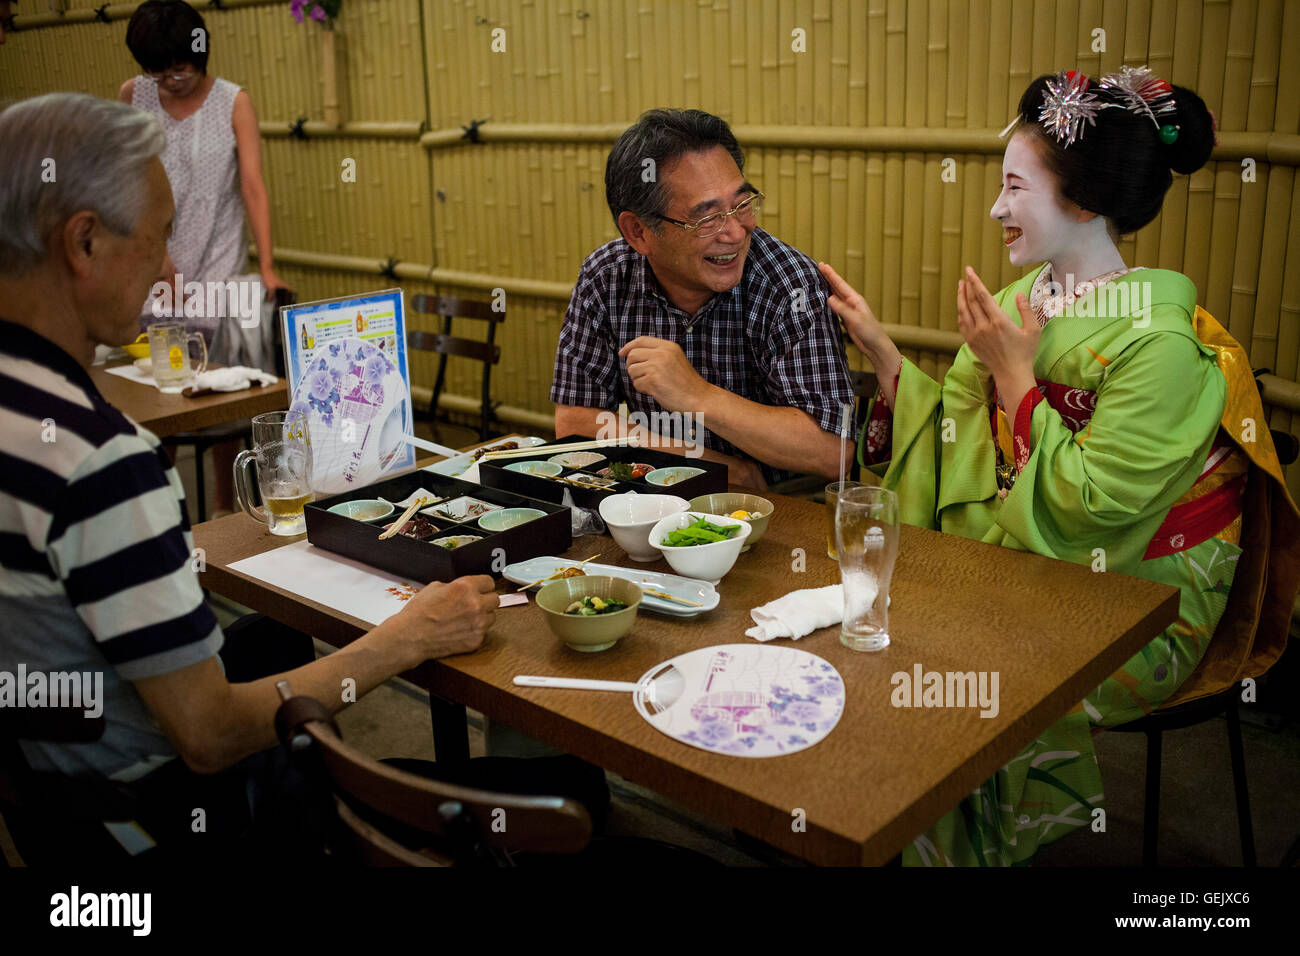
[1224,696,1256,867]
[1142,728,1161,866]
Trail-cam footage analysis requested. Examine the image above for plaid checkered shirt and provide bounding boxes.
[550,227,853,485]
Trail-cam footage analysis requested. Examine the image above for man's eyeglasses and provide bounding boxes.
[659,192,764,239]
[145,65,198,83]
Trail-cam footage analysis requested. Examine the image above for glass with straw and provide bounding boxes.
[825,403,860,559]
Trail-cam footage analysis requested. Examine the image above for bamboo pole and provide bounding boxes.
[10,0,279,29]
[1251,166,1292,370]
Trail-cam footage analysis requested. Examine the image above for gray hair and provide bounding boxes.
[604,108,745,231]
[0,93,165,277]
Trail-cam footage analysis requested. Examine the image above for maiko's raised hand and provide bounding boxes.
[818,261,887,356]
[618,336,711,412]
[956,266,1040,382]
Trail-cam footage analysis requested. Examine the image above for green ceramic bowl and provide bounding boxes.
[478,507,547,532]
[535,576,643,653]
[688,493,773,551]
[504,460,563,477]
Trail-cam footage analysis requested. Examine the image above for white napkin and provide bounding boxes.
[745,584,844,642]
[191,366,277,393]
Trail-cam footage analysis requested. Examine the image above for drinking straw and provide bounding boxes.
[838,402,852,489]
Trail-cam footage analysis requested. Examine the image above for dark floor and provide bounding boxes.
[3,413,1296,866]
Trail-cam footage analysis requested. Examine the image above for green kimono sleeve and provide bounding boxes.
[995,322,1225,574]
[860,278,1029,536]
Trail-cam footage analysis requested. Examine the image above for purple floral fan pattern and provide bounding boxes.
[290,337,408,494]
[635,645,845,758]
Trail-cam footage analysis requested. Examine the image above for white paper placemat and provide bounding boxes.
[227,539,427,626]
[104,364,157,386]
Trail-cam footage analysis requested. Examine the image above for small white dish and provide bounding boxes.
[598,492,690,562]
[431,534,482,550]
[548,451,607,469]
[427,495,502,521]
[501,557,719,617]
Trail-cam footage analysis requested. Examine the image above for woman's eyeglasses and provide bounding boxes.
[145,65,198,83]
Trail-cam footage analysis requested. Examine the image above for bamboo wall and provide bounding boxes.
[3,0,1299,495]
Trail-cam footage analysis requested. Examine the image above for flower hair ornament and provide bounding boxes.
[999,66,1182,148]
[1098,65,1180,143]
[1037,70,1107,147]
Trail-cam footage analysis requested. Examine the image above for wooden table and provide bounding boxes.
[194,487,1179,866]
[89,364,288,438]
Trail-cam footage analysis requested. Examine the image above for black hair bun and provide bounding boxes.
[1166,84,1215,175]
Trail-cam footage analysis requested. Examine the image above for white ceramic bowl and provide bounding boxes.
[647,511,752,582]
[599,493,690,562]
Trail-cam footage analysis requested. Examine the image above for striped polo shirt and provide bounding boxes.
[0,321,223,781]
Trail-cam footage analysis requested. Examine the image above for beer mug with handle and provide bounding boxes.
[234,411,314,536]
[147,322,208,393]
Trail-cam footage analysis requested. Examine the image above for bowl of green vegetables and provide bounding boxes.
[536,576,643,652]
[647,511,752,583]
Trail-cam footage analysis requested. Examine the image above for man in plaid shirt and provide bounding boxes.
[551,109,854,488]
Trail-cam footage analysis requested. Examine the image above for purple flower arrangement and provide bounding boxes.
[290,0,341,29]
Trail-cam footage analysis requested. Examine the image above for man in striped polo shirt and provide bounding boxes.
[0,94,503,859]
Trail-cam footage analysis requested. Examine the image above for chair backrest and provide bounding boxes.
[409,294,500,325]
[407,293,503,365]
[274,691,591,864]
[408,294,506,440]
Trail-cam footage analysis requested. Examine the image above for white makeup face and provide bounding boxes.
[989,130,1085,268]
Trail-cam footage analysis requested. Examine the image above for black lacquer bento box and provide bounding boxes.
[477,434,728,509]
[304,471,570,583]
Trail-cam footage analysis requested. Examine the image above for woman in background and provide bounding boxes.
[120,0,288,515]
[820,68,1296,865]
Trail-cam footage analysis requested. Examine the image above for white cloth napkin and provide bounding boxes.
[191,366,277,393]
[745,584,844,642]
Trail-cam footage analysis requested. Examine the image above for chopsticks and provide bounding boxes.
[478,437,639,463]
[640,588,704,607]
[516,553,602,591]
[377,497,431,540]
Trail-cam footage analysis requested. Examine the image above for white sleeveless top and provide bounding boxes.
[132,76,246,341]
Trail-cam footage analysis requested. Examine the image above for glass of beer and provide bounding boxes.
[234,411,313,535]
[147,322,207,393]
[824,480,864,559]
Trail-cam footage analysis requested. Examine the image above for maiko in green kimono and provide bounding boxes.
[819,68,1297,865]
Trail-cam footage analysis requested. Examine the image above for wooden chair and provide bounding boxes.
[273,683,591,867]
[408,294,504,442]
[1109,404,1299,867]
